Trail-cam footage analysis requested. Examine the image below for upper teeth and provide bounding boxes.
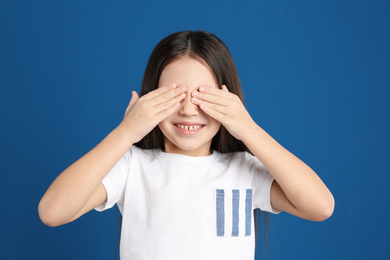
[177,124,202,130]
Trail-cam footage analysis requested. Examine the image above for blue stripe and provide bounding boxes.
[245,189,252,236]
[231,190,240,236]
[216,189,225,236]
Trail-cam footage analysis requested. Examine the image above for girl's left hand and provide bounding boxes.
[191,85,256,141]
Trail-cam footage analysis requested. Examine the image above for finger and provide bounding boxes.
[153,85,187,107]
[154,92,186,111]
[198,85,231,98]
[129,91,139,107]
[192,97,227,115]
[221,85,229,92]
[143,83,178,100]
[125,91,139,115]
[156,101,181,119]
[197,102,225,122]
[192,89,229,105]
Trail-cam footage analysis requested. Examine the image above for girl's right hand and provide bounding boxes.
[118,83,186,144]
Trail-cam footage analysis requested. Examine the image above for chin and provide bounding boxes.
[165,141,211,156]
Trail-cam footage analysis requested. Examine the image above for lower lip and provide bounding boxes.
[175,125,204,135]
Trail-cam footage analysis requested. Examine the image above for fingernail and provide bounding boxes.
[192,91,199,97]
[192,97,199,103]
[199,87,205,92]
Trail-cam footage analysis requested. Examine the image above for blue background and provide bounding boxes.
[1,0,389,259]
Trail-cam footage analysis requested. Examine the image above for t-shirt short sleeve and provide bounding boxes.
[94,148,131,212]
[247,153,281,214]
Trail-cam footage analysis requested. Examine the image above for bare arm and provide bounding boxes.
[38,128,132,227]
[38,84,186,227]
[192,85,334,221]
[242,124,334,221]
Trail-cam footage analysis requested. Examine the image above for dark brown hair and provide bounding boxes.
[134,30,248,153]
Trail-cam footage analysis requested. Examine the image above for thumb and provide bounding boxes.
[221,85,229,92]
[125,91,139,115]
[129,91,139,107]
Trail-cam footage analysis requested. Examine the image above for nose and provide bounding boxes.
[179,89,199,116]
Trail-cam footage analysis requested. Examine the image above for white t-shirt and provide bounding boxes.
[95,145,280,260]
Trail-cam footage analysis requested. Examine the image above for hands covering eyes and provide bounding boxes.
[120,83,255,144]
[190,85,256,141]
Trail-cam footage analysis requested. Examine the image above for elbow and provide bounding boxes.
[38,199,65,227]
[310,195,335,222]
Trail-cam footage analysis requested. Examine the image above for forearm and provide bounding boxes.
[243,123,334,220]
[191,85,334,220]
[38,126,134,225]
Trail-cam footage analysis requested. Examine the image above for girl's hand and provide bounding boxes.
[119,83,186,144]
[191,85,256,141]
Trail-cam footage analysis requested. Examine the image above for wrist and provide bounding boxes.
[241,122,264,146]
[113,124,137,147]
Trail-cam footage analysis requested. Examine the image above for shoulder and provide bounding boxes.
[214,150,257,164]
[129,145,158,159]
[212,151,259,170]
[215,151,268,175]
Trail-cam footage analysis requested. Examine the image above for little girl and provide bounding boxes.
[39,31,334,260]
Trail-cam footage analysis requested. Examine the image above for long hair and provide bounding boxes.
[134,30,268,248]
[134,30,248,153]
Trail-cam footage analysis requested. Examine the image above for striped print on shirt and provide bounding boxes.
[215,189,253,237]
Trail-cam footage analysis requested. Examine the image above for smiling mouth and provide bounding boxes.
[175,124,204,131]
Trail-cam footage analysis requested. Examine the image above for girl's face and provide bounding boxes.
[158,56,221,156]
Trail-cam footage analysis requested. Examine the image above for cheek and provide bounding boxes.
[210,118,221,131]
[157,119,168,132]
[158,120,169,129]
[207,115,220,125]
